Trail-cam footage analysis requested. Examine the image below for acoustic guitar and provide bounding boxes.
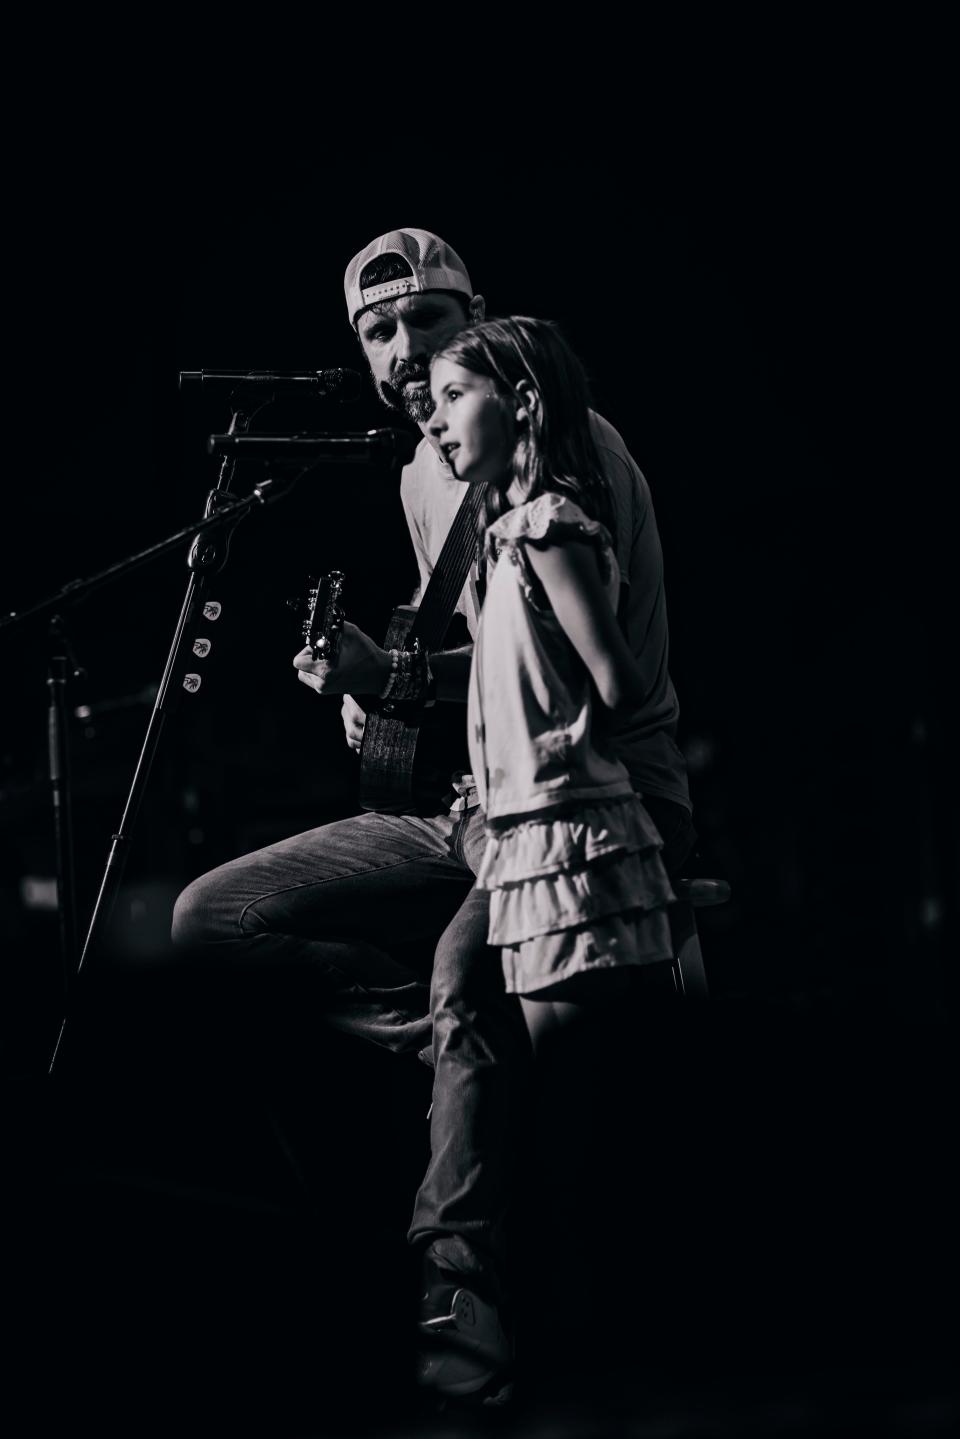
[292,573,471,814]
[298,484,485,814]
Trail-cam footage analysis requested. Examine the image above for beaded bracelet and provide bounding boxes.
[379,646,434,705]
[379,648,400,698]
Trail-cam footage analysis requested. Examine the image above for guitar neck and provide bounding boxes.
[407,485,486,650]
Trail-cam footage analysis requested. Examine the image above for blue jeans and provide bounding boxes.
[171,806,530,1278]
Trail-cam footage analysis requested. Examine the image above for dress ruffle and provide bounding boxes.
[476,797,664,885]
[500,909,676,995]
[485,846,676,946]
[475,795,677,993]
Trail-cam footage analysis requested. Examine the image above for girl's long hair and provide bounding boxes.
[433,316,615,543]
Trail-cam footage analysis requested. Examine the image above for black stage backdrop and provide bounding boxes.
[3,68,955,1439]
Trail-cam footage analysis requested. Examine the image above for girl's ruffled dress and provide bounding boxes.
[467,493,676,996]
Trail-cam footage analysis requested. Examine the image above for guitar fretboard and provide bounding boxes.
[407,483,487,651]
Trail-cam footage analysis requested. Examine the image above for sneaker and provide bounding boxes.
[416,1256,514,1404]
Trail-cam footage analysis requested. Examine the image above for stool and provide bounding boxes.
[669,878,731,1000]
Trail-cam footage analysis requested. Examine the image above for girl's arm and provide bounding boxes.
[526,540,645,713]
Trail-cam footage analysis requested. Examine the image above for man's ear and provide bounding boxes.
[514,380,539,427]
[468,294,486,322]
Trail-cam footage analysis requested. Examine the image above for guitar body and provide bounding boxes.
[359,606,471,814]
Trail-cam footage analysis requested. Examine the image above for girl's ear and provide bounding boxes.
[468,294,486,322]
[514,380,539,427]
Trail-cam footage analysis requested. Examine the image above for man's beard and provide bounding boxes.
[376,359,436,424]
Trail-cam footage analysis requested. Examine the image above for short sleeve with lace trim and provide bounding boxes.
[484,493,616,607]
[485,494,615,586]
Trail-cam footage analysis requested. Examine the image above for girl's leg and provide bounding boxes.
[520,966,674,1057]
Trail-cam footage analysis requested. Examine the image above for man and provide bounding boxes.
[172,227,693,1404]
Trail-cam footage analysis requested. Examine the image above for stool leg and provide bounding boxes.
[670,901,709,1001]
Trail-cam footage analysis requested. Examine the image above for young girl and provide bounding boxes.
[428,317,677,1046]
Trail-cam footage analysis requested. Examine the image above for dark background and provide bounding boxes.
[3,54,956,1438]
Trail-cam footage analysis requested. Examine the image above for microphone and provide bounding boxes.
[179,368,362,401]
[206,428,420,467]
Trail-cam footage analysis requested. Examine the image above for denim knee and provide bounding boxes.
[170,871,227,947]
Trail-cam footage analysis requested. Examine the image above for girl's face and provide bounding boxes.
[428,357,515,486]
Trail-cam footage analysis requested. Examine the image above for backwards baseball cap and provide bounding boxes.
[344,227,473,327]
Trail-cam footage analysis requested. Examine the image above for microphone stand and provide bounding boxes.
[55,400,273,1074]
[0,395,274,1075]
[0,409,411,1076]
[21,482,289,1033]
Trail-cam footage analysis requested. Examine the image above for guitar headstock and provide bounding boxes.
[298,570,346,663]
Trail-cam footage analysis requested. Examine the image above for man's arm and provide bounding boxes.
[294,625,473,702]
[295,629,473,752]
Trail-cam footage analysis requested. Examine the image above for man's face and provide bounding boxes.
[356,292,471,424]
